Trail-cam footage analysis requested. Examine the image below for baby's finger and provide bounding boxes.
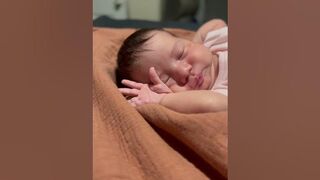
[149,67,162,84]
[118,88,139,96]
[121,79,144,89]
[149,85,156,92]
[149,84,162,92]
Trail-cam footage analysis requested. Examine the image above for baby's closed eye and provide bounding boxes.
[177,46,187,60]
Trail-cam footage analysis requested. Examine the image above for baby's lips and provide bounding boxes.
[195,74,204,88]
[187,74,203,89]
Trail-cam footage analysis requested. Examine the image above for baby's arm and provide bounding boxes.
[119,79,227,113]
[193,19,227,44]
[160,90,227,113]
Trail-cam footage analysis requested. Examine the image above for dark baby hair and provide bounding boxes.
[116,28,165,87]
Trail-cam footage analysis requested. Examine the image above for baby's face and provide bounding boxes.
[131,31,219,92]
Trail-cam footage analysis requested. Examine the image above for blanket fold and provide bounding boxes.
[137,104,228,177]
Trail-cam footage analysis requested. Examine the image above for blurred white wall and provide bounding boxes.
[93,0,128,19]
[93,0,224,23]
[93,0,162,21]
[128,0,163,21]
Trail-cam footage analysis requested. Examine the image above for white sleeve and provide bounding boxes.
[204,26,228,53]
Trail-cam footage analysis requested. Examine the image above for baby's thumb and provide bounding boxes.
[149,67,162,84]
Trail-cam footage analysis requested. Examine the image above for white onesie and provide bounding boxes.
[204,27,228,96]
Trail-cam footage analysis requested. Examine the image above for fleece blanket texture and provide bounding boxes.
[93,27,228,180]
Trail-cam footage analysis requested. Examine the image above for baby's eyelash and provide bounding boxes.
[178,48,185,60]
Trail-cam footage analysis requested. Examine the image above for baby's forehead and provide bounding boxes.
[149,30,177,42]
[144,31,178,51]
[150,30,175,37]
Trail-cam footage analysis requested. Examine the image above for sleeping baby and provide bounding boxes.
[116,19,228,113]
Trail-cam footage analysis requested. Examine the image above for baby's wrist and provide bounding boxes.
[158,93,167,105]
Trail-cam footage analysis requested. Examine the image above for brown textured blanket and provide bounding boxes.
[93,28,228,180]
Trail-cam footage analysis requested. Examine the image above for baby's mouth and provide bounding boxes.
[188,72,204,89]
[195,74,204,88]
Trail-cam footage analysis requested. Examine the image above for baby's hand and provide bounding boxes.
[148,67,173,94]
[119,79,165,107]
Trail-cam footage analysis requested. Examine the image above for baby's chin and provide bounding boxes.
[199,78,212,90]
[200,67,214,90]
[208,58,218,89]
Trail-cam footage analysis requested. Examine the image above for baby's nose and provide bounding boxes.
[176,62,192,85]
